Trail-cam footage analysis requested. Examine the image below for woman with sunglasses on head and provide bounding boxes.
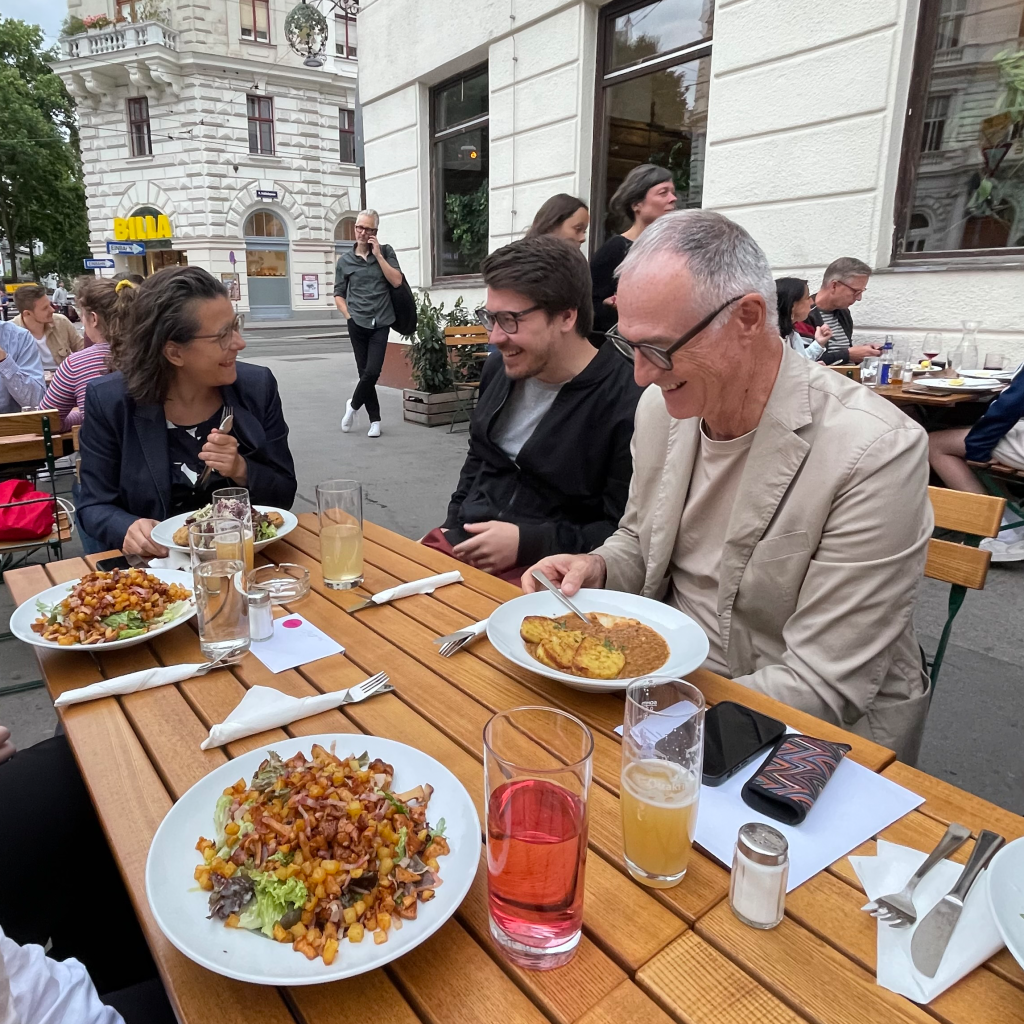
[589,164,677,345]
[76,266,297,557]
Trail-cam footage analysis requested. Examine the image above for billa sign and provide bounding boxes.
[113,214,172,241]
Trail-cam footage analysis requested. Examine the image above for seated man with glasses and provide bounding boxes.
[804,257,881,364]
[524,211,933,763]
[422,235,642,581]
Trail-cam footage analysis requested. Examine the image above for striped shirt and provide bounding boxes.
[818,310,851,355]
[41,344,111,430]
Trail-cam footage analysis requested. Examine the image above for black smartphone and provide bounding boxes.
[95,555,132,572]
[701,702,786,787]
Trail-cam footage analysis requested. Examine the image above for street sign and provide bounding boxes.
[84,258,116,269]
[256,190,278,199]
[107,241,146,255]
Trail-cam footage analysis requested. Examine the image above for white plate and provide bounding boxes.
[145,734,480,986]
[963,369,1017,381]
[487,589,709,693]
[986,836,1024,971]
[151,505,298,553]
[912,377,1005,392]
[9,569,196,651]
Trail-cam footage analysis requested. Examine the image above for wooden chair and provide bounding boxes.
[966,459,1024,534]
[925,485,1005,686]
[444,324,490,434]
[829,364,861,382]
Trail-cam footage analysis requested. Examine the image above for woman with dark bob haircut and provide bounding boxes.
[589,163,677,342]
[77,266,297,557]
[525,194,590,247]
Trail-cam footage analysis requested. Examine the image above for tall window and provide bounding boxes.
[431,65,488,278]
[247,96,274,155]
[127,97,152,157]
[241,0,270,42]
[895,0,1024,258]
[335,1,358,58]
[593,0,714,245]
[339,108,355,163]
[116,1,139,20]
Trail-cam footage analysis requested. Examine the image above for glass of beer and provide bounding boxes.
[212,486,254,573]
[317,479,363,590]
[621,677,705,889]
[188,519,250,661]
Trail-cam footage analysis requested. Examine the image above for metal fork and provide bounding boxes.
[197,405,235,488]
[337,671,393,705]
[434,619,489,658]
[862,822,971,926]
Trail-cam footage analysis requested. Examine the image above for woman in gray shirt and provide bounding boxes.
[333,209,403,437]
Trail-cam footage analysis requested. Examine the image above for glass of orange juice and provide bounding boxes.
[212,487,254,574]
[317,479,363,590]
[621,677,705,889]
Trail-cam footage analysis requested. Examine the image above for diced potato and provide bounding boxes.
[225,913,240,928]
[348,923,364,943]
[272,923,291,943]
[354,900,366,917]
[377,912,391,932]
[343,907,358,926]
[321,860,340,875]
[224,821,240,836]
[322,938,339,965]
[289,923,307,939]
[373,929,388,945]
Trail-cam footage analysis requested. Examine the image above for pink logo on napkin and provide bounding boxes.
[282,619,302,628]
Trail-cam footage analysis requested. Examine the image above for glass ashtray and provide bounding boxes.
[248,563,310,604]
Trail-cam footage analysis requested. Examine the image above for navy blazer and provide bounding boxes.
[77,363,297,550]
[964,367,1024,462]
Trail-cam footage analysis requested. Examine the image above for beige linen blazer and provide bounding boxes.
[12,313,83,366]
[595,345,933,763]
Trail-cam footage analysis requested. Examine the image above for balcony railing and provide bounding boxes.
[61,20,179,59]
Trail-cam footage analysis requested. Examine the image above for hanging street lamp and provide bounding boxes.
[284,0,358,68]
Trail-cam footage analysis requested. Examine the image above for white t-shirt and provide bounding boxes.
[492,377,564,461]
[0,927,123,1024]
[34,336,56,372]
[669,421,757,674]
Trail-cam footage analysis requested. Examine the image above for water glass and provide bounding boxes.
[212,486,254,573]
[316,479,363,590]
[484,706,594,970]
[188,519,250,661]
[860,357,880,385]
[984,353,1006,370]
[621,678,705,888]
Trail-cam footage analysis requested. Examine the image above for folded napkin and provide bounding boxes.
[149,550,191,571]
[851,839,1003,1003]
[365,571,463,605]
[200,684,360,750]
[54,663,210,707]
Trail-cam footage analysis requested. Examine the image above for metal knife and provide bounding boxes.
[910,830,1005,978]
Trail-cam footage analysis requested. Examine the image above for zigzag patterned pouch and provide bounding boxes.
[741,734,852,825]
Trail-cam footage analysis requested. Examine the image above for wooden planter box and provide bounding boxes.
[402,388,475,427]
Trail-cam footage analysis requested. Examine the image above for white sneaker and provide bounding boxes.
[341,400,356,432]
[367,421,381,438]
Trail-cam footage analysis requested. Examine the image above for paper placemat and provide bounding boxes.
[249,614,344,673]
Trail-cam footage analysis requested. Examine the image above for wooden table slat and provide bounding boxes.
[574,980,677,1024]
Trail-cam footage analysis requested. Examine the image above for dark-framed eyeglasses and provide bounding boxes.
[190,314,245,350]
[836,280,865,299]
[475,305,542,334]
[605,295,744,369]
[354,224,378,235]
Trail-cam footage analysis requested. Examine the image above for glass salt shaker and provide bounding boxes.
[729,823,789,929]
[247,587,274,642]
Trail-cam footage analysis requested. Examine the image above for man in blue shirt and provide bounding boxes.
[0,320,46,413]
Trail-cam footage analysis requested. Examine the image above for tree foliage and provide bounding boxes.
[0,17,91,283]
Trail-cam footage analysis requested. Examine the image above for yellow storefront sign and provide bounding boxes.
[113,214,172,241]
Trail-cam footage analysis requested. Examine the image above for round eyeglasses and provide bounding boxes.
[475,305,542,334]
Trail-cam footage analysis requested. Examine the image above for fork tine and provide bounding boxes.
[438,641,459,658]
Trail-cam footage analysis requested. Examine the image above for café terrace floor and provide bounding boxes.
[1,348,1021,814]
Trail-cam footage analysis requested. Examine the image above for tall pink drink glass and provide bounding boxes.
[484,706,593,970]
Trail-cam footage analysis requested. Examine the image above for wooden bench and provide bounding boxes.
[444,323,489,434]
[967,459,1024,532]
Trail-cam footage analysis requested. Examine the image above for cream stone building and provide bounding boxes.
[53,0,362,319]
[359,0,1024,357]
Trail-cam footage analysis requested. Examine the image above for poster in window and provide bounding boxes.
[221,273,241,301]
[302,274,320,301]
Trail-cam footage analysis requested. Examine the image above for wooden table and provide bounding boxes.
[6,520,1024,1024]
[872,383,1000,408]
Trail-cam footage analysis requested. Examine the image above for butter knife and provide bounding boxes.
[346,571,464,613]
[910,830,1005,978]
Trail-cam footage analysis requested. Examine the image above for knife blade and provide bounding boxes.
[910,830,1005,977]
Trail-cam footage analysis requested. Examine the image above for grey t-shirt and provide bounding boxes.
[334,244,401,329]
[492,377,564,461]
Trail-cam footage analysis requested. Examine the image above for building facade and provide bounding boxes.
[53,0,363,319]
[359,0,1024,357]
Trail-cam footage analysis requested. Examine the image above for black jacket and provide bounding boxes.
[806,305,855,362]
[965,367,1024,462]
[444,344,643,566]
[78,363,297,550]
[590,234,632,340]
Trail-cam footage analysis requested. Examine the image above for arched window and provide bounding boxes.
[244,210,287,238]
[244,209,289,319]
[335,217,356,241]
[906,211,930,252]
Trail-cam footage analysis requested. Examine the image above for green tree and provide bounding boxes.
[0,17,91,283]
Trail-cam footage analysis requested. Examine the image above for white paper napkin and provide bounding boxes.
[54,663,210,707]
[367,571,463,605]
[851,839,1003,1003]
[149,551,191,571]
[200,684,359,750]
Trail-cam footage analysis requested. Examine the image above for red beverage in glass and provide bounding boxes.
[487,777,588,953]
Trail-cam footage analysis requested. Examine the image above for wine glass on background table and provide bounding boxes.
[484,706,593,970]
[922,333,942,363]
[621,678,705,889]
[316,479,363,590]
[212,486,254,573]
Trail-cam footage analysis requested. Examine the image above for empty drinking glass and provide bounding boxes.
[188,519,250,661]
[484,706,593,970]
[984,353,1006,370]
[316,480,363,590]
[860,357,880,386]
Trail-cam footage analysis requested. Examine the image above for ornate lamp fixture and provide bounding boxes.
[284,0,357,67]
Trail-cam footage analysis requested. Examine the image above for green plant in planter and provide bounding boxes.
[408,292,479,393]
[60,14,87,36]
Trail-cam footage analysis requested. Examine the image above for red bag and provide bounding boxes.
[0,479,55,541]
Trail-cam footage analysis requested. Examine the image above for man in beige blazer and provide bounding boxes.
[525,210,933,763]
[13,283,83,371]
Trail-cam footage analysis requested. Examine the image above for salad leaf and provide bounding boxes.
[100,609,144,631]
[356,751,370,769]
[216,820,253,861]
[267,849,294,865]
[383,791,408,816]
[252,751,288,793]
[35,599,57,625]
[395,826,408,860]
[429,818,447,840]
[116,628,148,639]
[254,520,278,542]
[213,794,234,846]
[151,600,190,625]
[208,873,254,920]
[236,871,308,937]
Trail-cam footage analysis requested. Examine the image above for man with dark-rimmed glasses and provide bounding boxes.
[806,256,880,364]
[421,235,642,581]
[523,210,934,764]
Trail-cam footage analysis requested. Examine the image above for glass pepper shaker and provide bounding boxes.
[729,822,789,929]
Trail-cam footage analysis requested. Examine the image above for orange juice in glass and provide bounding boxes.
[212,487,254,573]
[317,480,363,589]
